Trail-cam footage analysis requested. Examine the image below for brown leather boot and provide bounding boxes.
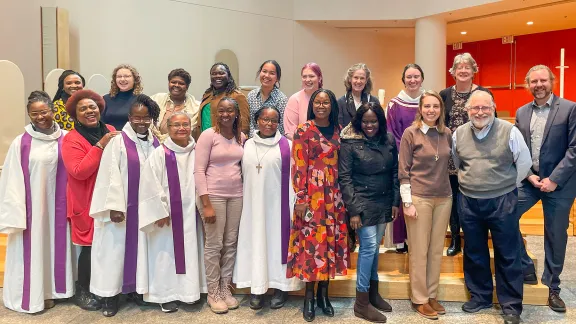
[354,290,387,323]
[429,298,446,315]
[411,302,438,320]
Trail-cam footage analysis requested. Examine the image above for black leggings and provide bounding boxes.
[449,175,460,236]
[77,246,92,289]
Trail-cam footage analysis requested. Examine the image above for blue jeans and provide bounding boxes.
[356,223,386,292]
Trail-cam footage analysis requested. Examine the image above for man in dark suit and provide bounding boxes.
[515,64,576,313]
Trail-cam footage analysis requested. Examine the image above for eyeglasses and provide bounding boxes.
[313,101,331,107]
[28,109,52,118]
[259,118,279,125]
[169,123,191,129]
[468,106,493,113]
[130,116,152,123]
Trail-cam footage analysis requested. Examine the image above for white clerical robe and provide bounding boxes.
[233,131,303,294]
[89,123,157,297]
[138,136,207,303]
[0,124,74,313]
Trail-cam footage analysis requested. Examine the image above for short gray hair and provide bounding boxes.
[449,53,479,76]
[524,64,556,84]
[465,90,495,108]
[167,112,191,125]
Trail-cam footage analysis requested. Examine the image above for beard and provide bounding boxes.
[471,115,494,130]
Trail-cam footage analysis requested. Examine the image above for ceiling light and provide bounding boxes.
[527,21,534,25]
[461,31,467,35]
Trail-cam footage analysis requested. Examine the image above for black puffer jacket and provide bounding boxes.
[339,124,400,226]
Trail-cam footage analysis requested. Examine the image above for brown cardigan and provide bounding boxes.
[193,89,249,140]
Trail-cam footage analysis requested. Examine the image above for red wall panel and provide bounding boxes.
[446,28,576,116]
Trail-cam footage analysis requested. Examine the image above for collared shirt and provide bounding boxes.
[452,120,532,186]
[247,87,288,137]
[529,94,554,172]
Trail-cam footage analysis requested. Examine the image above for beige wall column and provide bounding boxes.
[415,17,446,92]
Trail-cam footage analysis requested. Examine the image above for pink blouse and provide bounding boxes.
[283,89,311,140]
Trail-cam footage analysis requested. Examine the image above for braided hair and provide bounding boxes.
[130,94,161,124]
[203,62,238,96]
[53,70,85,102]
[213,97,243,144]
[27,90,54,112]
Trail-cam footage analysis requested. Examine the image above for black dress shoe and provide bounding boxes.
[102,295,119,317]
[303,296,315,322]
[446,235,461,256]
[74,283,102,311]
[160,301,179,313]
[548,291,566,312]
[316,282,334,317]
[270,289,288,309]
[250,294,264,310]
[462,300,492,313]
[502,314,521,324]
[126,292,150,306]
[523,273,538,285]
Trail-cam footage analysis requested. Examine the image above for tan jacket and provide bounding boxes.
[193,89,249,140]
[151,92,200,142]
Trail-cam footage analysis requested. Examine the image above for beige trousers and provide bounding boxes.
[405,195,452,304]
[197,195,243,285]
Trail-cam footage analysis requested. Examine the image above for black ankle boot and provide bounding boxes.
[303,292,315,322]
[250,294,264,310]
[126,292,150,306]
[74,282,101,311]
[316,281,334,317]
[270,289,288,309]
[447,234,461,256]
[102,295,119,317]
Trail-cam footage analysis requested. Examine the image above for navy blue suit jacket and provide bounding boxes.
[515,95,576,198]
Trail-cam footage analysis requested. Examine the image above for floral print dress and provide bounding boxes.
[53,99,75,130]
[287,120,349,282]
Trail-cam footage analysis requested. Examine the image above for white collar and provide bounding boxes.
[420,123,437,134]
[25,123,63,141]
[397,89,424,103]
[164,136,196,153]
[252,130,282,146]
[122,122,156,143]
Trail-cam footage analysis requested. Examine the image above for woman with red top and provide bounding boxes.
[62,90,119,310]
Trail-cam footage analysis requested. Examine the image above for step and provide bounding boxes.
[520,218,574,236]
[234,270,549,305]
[443,236,527,249]
[350,247,538,274]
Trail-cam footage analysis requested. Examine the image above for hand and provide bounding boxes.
[391,206,399,220]
[97,131,121,149]
[403,205,418,220]
[294,203,307,219]
[155,217,171,228]
[110,210,125,223]
[540,178,558,193]
[202,205,216,224]
[350,215,362,230]
[527,175,543,189]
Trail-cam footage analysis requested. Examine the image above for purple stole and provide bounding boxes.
[121,132,159,293]
[278,136,291,264]
[163,145,187,274]
[20,132,67,311]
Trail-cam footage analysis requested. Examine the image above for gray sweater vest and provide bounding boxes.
[455,118,517,199]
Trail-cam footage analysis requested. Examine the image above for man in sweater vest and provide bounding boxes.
[452,90,532,324]
[515,65,576,313]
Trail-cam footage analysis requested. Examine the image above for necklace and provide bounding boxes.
[454,84,473,99]
[136,137,151,160]
[254,143,274,174]
[426,130,440,162]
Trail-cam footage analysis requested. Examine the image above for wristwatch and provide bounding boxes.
[403,202,412,208]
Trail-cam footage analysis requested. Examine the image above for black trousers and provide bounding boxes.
[459,190,523,315]
[517,183,573,293]
[78,246,92,289]
[449,175,460,236]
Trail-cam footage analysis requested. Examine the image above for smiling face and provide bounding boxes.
[75,98,101,127]
[467,92,495,130]
[169,76,188,98]
[361,109,379,138]
[210,65,229,90]
[301,68,320,91]
[257,108,279,138]
[28,101,55,130]
[404,67,423,92]
[420,95,441,126]
[217,100,237,129]
[168,114,191,142]
[259,63,278,89]
[312,92,331,121]
[115,68,135,92]
[129,104,152,135]
[63,74,84,96]
[453,62,474,84]
[528,69,553,101]
[350,69,367,93]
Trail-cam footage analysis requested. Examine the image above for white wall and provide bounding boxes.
[292,22,415,106]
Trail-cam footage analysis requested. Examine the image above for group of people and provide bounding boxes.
[0,55,574,324]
